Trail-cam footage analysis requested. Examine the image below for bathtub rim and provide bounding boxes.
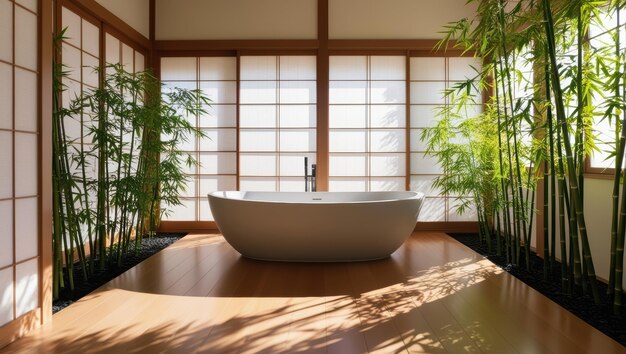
[208,191,424,205]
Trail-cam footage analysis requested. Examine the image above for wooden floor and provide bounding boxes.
[2,232,625,354]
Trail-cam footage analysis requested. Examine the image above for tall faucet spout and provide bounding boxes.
[312,164,317,192]
[304,157,309,192]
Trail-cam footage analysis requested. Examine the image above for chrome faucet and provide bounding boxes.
[304,157,316,192]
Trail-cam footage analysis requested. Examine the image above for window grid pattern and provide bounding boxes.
[588,8,626,170]
[409,56,481,222]
[60,6,99,155]
[159,54,480,222]
[239,55,317,192]
[59,5,101,226]
[0,0,40,327]
[328,55,407,192]
[105,32,145,75]
[161,57,238,221]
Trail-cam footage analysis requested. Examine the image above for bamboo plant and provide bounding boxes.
[52,31,209,298]
[422,83,502,250]
[432,0,626,308]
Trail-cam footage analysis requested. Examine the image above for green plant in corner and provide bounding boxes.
[52,34,208,298]
[422,82,502,251]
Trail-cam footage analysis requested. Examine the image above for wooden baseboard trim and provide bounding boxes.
[414,221,479,233]
[158,221,218,232]
[0,309,40,350]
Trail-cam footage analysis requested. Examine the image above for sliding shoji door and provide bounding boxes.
[61,5,100,107]
[105,32,145,75]
[0,0,40,328]
[59,6,100,228]
[588,7,626,171]
[409,56,481,222]
[328,55,406,191]
[160,57,238,221]
[239,55,317,192]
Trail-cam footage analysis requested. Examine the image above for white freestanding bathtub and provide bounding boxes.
[208,191,424,262]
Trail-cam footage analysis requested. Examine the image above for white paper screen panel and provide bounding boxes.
[105,32,144,74]
[60,7,107,255]
[14,69,37,133]
[0,0,40,327]
[135,52,145,72]
[81,19,99,57]
[329,56,406,192]
[15,258,38,318]
[239,178,277,192]
[371,105,405,128]
[410,56,481,222]
[371,178,405,191]
[279,105,316,128]
[161,57,196,80]
[164,198,196,221]
[328,178,368,192]
[280,153,316,176]
[161,57,238,221]
[14,133,37,197]
[0,0,12,63]
[201,105,237,128]
[104,33,119,66]
[14,7,37,71]
[61,5,101,202]
[588,10,626,169]
[0,131,12,199]
[239,55,317,193]
[0,200,12,268]
[0,267,13,326]
[590,115,614,169]
[0,63,12,130]
[240,105,277,128]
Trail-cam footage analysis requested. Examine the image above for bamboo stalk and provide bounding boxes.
[494,68,513,264]
[496,194,503,257]
[498,0,529,269]
[545,56,568,289]
[52,61,64,298]
[543,0,600,304]
[608,4,624,297]
[548,99,557,273]
[79,138,94,276]
[612,0,626,314]
[497,56,521,265]
[541,54,550,275]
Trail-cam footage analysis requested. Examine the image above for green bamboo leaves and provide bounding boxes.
[432,0,626,309]
[52,32,208,298]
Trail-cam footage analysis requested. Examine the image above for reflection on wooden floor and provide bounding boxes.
[2,232,625,353]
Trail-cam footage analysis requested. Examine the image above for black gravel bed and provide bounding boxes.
[448,232,626,347]
[53,233,186,314]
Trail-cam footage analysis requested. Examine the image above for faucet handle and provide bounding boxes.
[311,164,317,192]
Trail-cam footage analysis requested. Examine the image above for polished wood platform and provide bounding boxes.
[2,232,624,353]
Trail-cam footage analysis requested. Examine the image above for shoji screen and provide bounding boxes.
[0,0,40,326]
[59,6,100,236]
[328,56,406,191]
[160,57,238,221]
[239,55,317,191]
[588,8,626,170]
[60,6,99,156]
[410,57,481,222]
[105,32,145,74]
